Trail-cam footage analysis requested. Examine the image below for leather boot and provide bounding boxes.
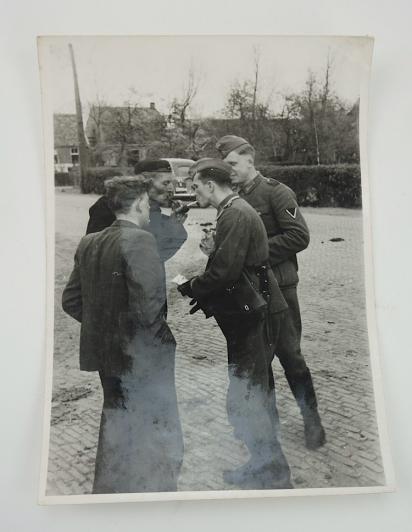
[223,459,293,489]
[286,369,326,449]
[303,408,326,450]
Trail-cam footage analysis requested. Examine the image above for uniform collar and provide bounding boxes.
[239,173,263,195]
[216,193,240,220]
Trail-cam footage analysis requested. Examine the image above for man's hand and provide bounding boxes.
[188,298,213,318]
[177,279,194,298]
[170,201,188,224]
[200,228,216,256]
[189,298,201,314]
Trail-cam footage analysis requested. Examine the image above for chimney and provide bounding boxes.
[150,102,156,110]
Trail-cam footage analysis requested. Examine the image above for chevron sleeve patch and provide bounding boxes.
[285,207,297,219]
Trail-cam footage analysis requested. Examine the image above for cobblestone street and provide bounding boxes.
[46,189,385,495]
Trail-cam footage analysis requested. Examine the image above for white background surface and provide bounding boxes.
[1,0,411,530]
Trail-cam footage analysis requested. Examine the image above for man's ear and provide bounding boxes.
[134,196,143,213]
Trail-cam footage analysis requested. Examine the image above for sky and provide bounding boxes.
[42,35,370,119]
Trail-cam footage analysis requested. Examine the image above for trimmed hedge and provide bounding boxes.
[56,167,136,193]
[257,164,361,208]
[59,163,361,207]
[82,167,123,194]
[54,172,74,186]
[77,167,133,194]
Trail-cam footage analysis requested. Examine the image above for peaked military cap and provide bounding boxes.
[134,159,172,174]
[192,158,233,178]
[215,135,252,158]
[188,157,214,178]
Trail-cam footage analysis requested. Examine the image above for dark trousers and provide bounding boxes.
[270,285,319,414]
[93,373,128,494]
[93,327,184,494]
[98,372,125,408]
[215,310,291,483]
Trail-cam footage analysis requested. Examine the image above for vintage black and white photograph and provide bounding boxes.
[38,35,391,502]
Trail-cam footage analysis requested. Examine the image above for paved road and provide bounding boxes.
[46,189,384,495]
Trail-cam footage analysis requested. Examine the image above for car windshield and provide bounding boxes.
[174,164,191,179]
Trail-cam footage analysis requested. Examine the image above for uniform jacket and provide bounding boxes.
[86,195,188,263]
[191,194,287,316]
[62,220,168,375]
[238,173,310,288]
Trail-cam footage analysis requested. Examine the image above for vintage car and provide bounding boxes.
[160,158,196,201]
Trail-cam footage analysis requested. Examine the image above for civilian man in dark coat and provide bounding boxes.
[178,159,292,490]
[216,135,326,450]
[86,159,188,262]
[62,176,183,493]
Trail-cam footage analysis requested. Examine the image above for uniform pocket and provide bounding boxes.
[255,206,278,235]
[273,261,299,288]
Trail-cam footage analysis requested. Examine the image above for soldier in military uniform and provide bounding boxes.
[216,135,326,450]
[178,159,292,489]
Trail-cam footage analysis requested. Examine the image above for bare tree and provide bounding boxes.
[87,94,107,162]
[275,50,358,165]
[304,70,321,165]
[222,46,277,151]
[110,103,145,165]
[170,60,200,127]
[321,49,334,116]
[251,45,260,123]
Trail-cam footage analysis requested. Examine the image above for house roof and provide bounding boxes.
[54,114,79,147]
[85,105,162,140]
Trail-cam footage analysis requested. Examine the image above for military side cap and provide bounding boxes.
[193,158,233,177]
[134,159,172,174]
[216,135,251,158]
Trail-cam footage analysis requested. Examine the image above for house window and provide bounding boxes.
[71,147,79,165]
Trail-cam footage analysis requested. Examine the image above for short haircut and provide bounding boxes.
[235,144,256,159]
[196,167,232,188]
[104,175,149,214]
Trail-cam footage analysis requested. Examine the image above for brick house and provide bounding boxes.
[85,102,164,167]
[53,114,80,173]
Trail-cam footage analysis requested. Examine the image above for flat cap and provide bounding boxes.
[215,135,251,158]
[192,158,233,177]
[134,159,172,174]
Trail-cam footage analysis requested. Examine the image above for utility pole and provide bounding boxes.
[69,43,88,193]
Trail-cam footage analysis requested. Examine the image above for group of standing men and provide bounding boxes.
[62,135,325,494]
